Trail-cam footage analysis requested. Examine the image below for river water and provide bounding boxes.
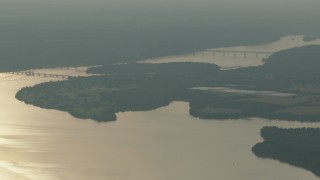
[1,72,320,180]
[1,36,320,179]
[143,35,320,69]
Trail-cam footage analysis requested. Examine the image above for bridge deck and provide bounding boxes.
[2,71,72,79]
[205,50,274,54]
[187,49,274,58]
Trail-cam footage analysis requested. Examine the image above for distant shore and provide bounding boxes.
[142,35,320,69]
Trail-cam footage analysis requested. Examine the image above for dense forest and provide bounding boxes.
[16,45,320,122]
[252,126,320,177]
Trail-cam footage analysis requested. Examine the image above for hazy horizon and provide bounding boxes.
[1,0,320,71]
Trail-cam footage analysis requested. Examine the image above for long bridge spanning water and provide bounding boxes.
[189,50,274,58]
[2,71,71,79]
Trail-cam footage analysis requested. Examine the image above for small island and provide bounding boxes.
[252,126,320,177]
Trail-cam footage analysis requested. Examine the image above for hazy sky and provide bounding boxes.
[1,0,320,69]
[1,0,319,39]
[1,0,319,20]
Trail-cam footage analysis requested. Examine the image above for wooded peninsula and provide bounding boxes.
[16,45,320,122]
[14,45,320,176]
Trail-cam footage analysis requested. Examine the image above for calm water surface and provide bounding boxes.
[0,72,320,180]
[144,35,320,69]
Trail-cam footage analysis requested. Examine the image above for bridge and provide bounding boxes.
[2,71,71,79]
[189,50,274,58]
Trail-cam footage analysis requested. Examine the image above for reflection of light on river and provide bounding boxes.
[1,56,320,179]
[0,160,61,180]
[0,138,11,146]
[0,123,56,151]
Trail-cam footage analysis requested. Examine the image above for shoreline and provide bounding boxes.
[1,70,320,179]
[141,35,320,69]
[4,34,319,179]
